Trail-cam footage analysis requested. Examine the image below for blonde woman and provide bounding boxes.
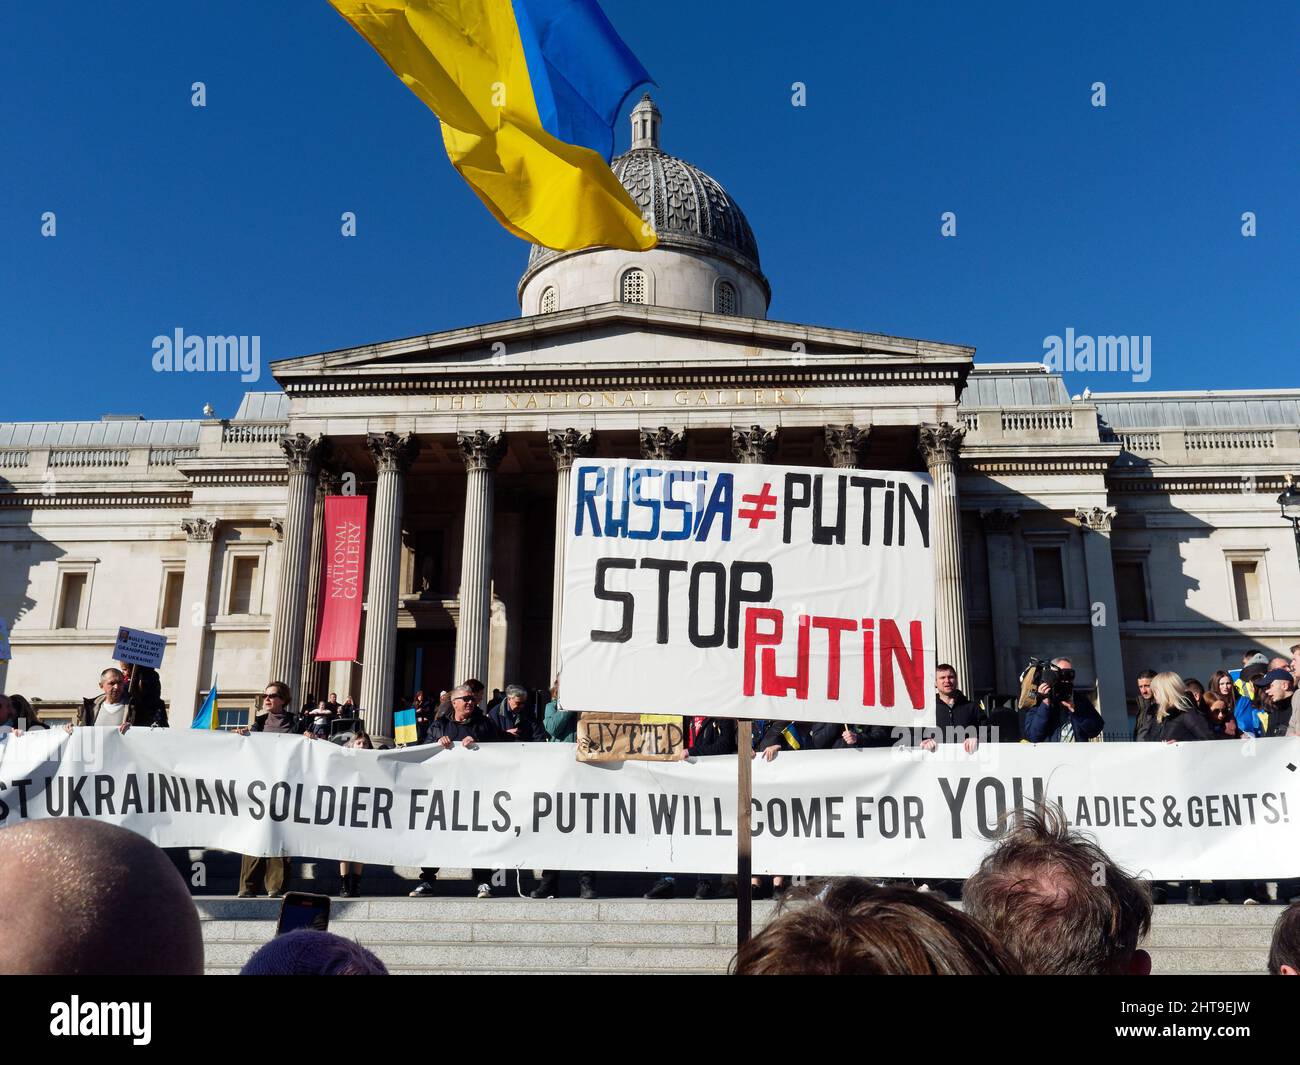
[338,732,373,897]
[1145,672,1213,743]
[1146,672,1215,905]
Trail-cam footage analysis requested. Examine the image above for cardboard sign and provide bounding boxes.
[560,458,937,727]
[576,712,685,763]
[112,627,167,669]
[0,617,10,662]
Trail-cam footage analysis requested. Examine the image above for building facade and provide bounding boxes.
[3,99,1297,737]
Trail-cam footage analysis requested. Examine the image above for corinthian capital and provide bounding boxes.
[640,426,686,461]
[918,422,965,469]
[181,517,215,542]
[731,425,778,465]
[457,430,506,473]
[548,428,597,471]
[280,433,330,474]
[1075,506,1116,532]
[366,431,420,474]
[823,424,870,469]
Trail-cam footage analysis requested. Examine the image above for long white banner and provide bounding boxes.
[1,730,1298,879]
[558,458,936,727]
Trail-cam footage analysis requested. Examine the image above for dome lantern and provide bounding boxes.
[519,97,770,319]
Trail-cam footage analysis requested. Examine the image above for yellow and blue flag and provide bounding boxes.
[192,685,220,730]
[394,707,419,746]
[780,723,803,751]
[328,0,657,251]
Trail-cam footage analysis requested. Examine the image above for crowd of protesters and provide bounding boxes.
[2,641,1298,906]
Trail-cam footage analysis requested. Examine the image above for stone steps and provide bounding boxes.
[196,897,1282,975]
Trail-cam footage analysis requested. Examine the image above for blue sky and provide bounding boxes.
[2,0,1295,422]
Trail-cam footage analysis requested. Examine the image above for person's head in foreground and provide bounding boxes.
[962,806,1153,975]
[0,818,203,974]
[240,929,388,975]
[1269,902,1300,975]
[731,880,1021,975]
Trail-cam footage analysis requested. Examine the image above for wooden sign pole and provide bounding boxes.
[737,718,753,949]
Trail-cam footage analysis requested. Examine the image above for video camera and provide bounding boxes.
[1016,657,1075,708]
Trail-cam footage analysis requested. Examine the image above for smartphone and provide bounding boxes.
[276,891,331,935]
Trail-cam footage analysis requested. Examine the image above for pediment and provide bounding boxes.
[270,303,974,386]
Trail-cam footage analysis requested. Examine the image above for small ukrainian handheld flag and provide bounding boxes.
[328,0,657,252]
[192,685,220,731]
[780,723,803,751]
[394,708,419,746]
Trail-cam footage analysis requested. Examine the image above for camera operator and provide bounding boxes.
[1023,657,1103,743]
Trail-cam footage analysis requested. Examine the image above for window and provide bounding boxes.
[58,572,87,629]
[1032,547,1066,609]
[218,707,250,731]
[229,557,259,615]
[160,569,185,629]
[1232,561,1261,621]
[539,286,557,314]
[715,281,737,316]
[1114,560,1150,621]
[620,268,647,304]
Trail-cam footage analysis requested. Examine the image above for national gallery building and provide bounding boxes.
[2,99,1297,739]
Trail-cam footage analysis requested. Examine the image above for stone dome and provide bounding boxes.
[518,95,771,318]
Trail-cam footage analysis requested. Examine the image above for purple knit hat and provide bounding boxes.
[240,930,388,976]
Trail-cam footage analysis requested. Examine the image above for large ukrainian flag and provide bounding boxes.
[328,0,657,251]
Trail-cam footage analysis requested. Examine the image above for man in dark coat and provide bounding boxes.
[488,684,547,741]
[236,681,300,897]
[1023,658,1104,743]
[919,663,982,751]
[415,685,510,898]
[1132,669,1158,741]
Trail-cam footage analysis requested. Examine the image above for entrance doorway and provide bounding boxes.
[395,631,456,708]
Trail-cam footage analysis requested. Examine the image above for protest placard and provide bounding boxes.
[112,626,166,669]
[559,458,936,727]
[575,713,685,762]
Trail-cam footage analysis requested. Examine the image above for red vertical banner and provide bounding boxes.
[315,495,368,662]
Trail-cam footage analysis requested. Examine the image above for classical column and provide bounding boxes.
[549,428,597,680]
[1076,506,1126,737]
[359,432,419,736]
[979,508,1022,695]
[732,425,778,464]
[640,426,686,461]
[919,423,970,689]
[171,518,217,722]
[299,467,340,706]
[454,430,506,685]
[268,434,329,691]
[823,424,870,469]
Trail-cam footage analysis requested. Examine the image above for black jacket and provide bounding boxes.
[1146,701,1214,743]
[754,720,842,752]
[915,690,981,746]
[426,708,511,745]
[1264,700,1294,738]
[683,717,737,757]
[1133,695,1158,742]
[488,701,547,742]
